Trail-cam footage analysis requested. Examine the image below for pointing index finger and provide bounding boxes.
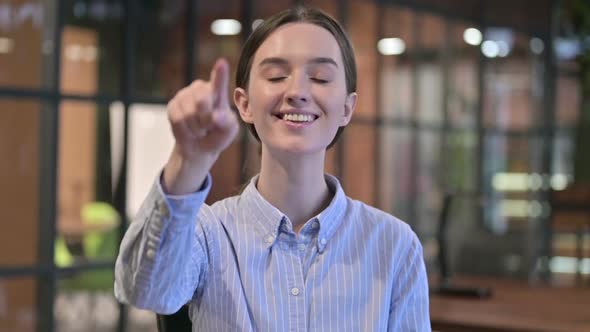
[210,58,230,109]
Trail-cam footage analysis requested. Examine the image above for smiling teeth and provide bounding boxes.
[283,114,314,122]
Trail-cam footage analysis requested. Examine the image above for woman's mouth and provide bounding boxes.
[277,113,317,122]
[273,113,319,128]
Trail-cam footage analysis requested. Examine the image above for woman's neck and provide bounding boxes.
[256,147,332,234]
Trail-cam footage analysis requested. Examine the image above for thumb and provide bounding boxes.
[210,58,230,109]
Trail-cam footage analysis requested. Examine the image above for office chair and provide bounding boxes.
[156,305,192,332]
[432,192,492,298]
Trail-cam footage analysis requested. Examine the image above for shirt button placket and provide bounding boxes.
[287,253,305,332]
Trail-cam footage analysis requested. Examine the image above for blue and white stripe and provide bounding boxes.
[115,173,431,331]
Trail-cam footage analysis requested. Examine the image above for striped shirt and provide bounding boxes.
[115,173,431,331]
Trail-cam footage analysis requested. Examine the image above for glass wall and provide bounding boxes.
[1,0,579,331]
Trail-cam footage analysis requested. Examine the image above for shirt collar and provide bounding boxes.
[239,174,348,252]
[240,175,284,248]
[315,174,347,253]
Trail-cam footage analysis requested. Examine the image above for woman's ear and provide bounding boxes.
[340,92,357,126]
[234,87,254,124]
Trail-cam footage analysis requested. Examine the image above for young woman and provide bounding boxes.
[115,7,430,331]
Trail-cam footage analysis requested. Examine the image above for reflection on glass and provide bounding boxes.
[55,269,118,332]
[416,131,442,236]
[451,18,482,123]
[444,131,477,191]
[120,103,173,220]
[122,101,243,215]
[208,130,243,204]
[0,277,36,332]
[62,0,123,95]
[419,13,445,50]
[57,101,119,265]
[60,26,98,95]
[348,0,377,118]
[448,59,478,128]
[136,0,186,98]
[556,75,581,127]
[482,32,537,130]
[385,12,447,126]
[194,0,242,94]
[483,135,544,234]
[206,128,243,204]
[343,123,375,205]
[378,127,412,220]
[380,58,412,120]
[0,0,48,89]
[379,5,414,121]
[0,99,40,266]
[552,132,575,178]
[417,63,443,124]
[381,5,415,52]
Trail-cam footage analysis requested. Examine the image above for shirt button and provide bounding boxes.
[290,287,300,296]
[146,249,156,259]
[158,203,168,216]
[265,235,275,244]
[298,243,306,251]
[312,221,319,229]
[319,238,327,245]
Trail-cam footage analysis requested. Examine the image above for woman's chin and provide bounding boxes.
[269,141,326,156]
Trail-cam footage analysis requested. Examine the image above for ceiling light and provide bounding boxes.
[497,40,510,57]
[481,40,499,58]
[377,38,406,56]
[530,37,544,54]
[211,19,242,36]
[463,28,482,46]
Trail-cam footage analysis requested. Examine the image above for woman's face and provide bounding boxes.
[234,22,357,155]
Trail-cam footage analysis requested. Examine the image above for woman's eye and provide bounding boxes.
[311,77,329,84]
[268,77,286,82]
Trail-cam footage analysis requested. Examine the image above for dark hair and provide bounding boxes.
[235,7,357,149]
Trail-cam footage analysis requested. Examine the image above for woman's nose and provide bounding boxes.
[285,75,311,105]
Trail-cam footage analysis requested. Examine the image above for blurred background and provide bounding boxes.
[1,0,589,331]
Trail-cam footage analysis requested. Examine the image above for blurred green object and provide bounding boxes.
[81,202,120,259]
[55,201,121,291]
[55,237,74,268]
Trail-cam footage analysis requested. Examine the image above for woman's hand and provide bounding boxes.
[163,59,239,195]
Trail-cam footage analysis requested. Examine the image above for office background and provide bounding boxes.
[1,0,588,331]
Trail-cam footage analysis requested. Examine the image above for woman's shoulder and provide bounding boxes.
[204,194,241,218]
[346,197,416,237]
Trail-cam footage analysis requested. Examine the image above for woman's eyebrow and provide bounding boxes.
[258,57,289,67]
[258,57,338,68]
[309,57,338,67]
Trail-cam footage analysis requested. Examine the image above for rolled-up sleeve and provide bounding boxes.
[114,173,213,314]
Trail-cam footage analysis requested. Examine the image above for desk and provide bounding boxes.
[430,276,590,332]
